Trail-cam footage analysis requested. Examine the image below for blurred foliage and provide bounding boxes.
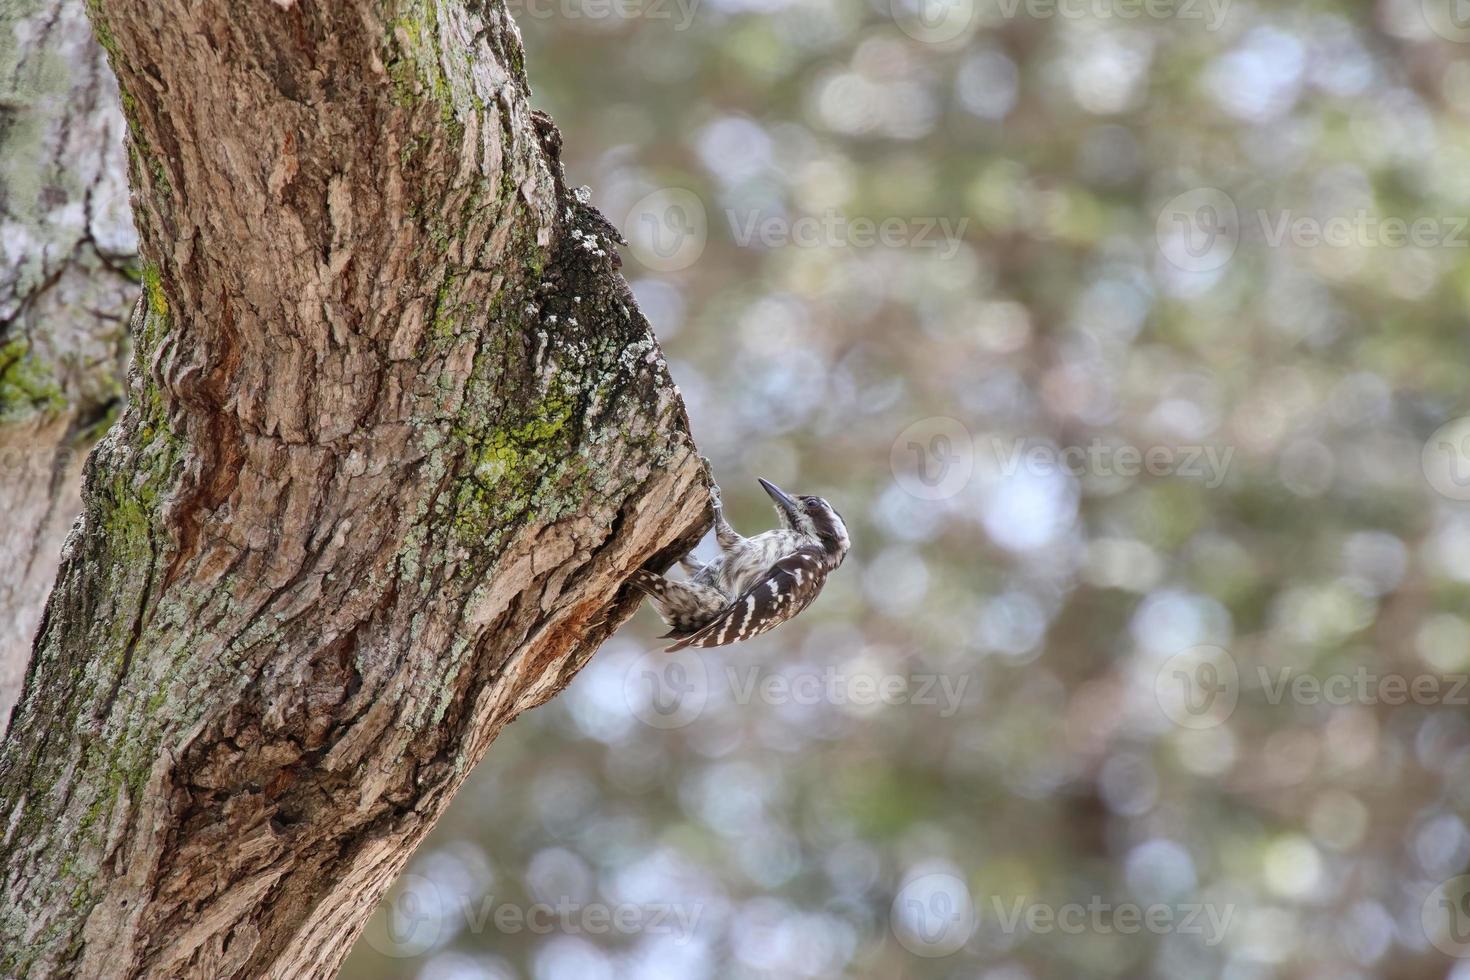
[346,0,1470,977]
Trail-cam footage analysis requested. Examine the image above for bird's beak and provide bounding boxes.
[758,478,800,524]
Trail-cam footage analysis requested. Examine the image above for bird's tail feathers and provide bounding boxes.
[628,570,677,632]
[627,568,666,598]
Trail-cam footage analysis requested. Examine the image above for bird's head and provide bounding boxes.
[759,478,850,567]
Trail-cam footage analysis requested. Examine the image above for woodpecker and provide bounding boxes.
[630,478,850,651]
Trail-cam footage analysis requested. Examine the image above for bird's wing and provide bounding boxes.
[664,547,828,652]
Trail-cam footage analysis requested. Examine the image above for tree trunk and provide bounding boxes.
[0,0,139,732]
[0,0,710,975]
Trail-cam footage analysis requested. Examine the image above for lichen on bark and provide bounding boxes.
[0,338,66,421]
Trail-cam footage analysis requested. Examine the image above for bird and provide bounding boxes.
[629,478,850,651]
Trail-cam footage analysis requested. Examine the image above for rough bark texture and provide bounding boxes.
[0,0,139,732]
[0,0,710,976]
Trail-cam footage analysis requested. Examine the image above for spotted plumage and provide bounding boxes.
[629,479,849,651]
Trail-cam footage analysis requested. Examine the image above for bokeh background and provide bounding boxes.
[345,0,1470,977]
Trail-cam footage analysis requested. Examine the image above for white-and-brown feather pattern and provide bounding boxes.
[629,479,849,652]
[665,546,828,650]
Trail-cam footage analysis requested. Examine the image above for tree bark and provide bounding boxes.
[0,0,139,732]
[0,0,710,976]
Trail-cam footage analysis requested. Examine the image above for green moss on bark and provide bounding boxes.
[385,1,464,136]
[140,264,168,317]
[0,338,66,422]
[449,385,583,540]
